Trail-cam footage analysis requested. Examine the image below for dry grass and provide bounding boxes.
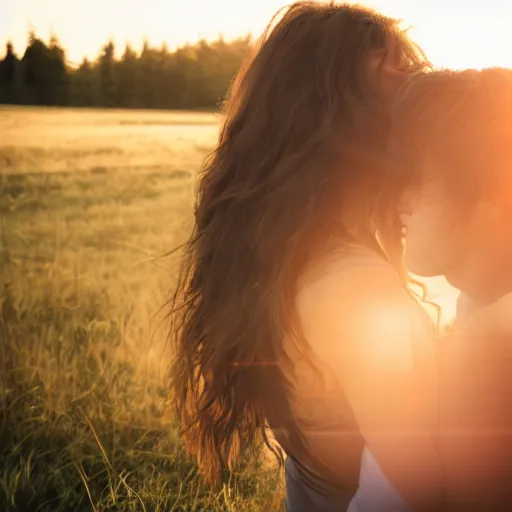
[0,106,283,511]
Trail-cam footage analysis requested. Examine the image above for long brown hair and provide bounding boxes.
[170,1,429,485]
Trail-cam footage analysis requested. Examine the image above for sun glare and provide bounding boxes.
[3,0,512,69]
[360,305,416,371]
[360,0,512,70]
[411,21,512,71]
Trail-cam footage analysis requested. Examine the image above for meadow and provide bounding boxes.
[0,106,283,511]
[0,105,458,512]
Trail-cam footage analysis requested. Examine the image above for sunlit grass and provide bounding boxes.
[0,107,283,511]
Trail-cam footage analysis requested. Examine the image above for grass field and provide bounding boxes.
[0,106,283,511]
[0,105,459,512]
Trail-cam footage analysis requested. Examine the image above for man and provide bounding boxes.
[394,67,512,510]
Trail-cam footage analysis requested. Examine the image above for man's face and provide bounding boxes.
[400,158,477,278]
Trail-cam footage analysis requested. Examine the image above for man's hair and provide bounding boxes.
[391,67,512,207]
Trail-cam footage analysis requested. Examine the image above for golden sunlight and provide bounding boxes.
[3,1,511,509]
[2,0,512,69]
[360,0,512,70]
[361,305,415,369]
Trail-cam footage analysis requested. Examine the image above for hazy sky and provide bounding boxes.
[1,0,512,69]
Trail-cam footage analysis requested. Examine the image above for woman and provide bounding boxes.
[170,2,442,511]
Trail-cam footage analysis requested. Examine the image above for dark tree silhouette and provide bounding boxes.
[116,43,138,107]
[0,42,19,103]
[21,33,68,105]
[71,58,97,106]
[98,41,116,107]
[0,31,252,110]
[48,35,68,105]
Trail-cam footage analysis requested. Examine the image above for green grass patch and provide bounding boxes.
[0,108,283,511]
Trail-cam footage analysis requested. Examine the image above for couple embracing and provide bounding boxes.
[171,3,512,511]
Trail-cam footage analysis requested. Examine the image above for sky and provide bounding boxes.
[1,0,512,69]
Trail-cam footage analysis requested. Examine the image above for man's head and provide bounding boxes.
[391,68,512,296]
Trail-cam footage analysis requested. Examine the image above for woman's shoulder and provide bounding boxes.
[295,244,418,379]
[295,245,413,354]
[296,245,406,313]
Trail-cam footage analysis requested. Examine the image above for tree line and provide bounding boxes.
[0,33,252,109]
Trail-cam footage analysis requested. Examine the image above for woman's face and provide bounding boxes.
[366,38,413,100]
[399,158,474,277]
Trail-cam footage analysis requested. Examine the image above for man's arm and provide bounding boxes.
[438,333,512,511]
